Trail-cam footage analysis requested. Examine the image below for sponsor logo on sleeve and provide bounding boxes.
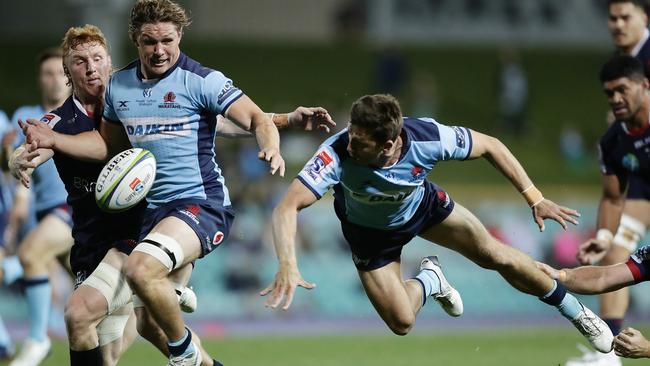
[217,80,240,105]
[39,113,61,126]
[453,126,466,148]
[305,150,333,182]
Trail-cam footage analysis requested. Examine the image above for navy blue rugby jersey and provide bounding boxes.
[38,95,145,245]
[599,121,650,184]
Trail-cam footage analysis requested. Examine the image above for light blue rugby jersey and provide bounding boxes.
[12,105,68,213]
[104,53,243,208]
[0,110,15,214]
[297,117,473,229]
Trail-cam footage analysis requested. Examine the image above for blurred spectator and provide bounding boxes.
[465,0,487,18]
[408,71,440,117]
[497,47,529,136]
[552,229,583,267]
[559,125,586,170]
[503,0,523,26]
[373,46,409,97]
[539,0,560,25]
[334,0,367,40]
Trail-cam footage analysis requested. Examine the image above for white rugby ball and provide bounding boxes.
[95,148,156,212]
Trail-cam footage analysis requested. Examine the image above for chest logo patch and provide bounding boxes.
[622,153,640,172]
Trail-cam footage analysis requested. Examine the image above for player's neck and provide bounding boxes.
[629,103,650,129]
[41,97,66,113]
[73,91,101,115]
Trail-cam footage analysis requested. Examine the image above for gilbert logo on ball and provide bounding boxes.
[95,148,156,212]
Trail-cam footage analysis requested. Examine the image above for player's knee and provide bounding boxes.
[64,297,96,336]
[17,244,38,271]
[123,256,151,290]
[126,233,185,288]
[386,313,415,336]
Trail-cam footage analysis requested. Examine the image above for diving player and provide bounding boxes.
[262,94,614,357]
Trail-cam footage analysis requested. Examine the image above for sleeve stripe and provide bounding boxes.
[220,92,244,117]
[463,127,473,160]
[297,175,322,199]
[626,259,645,283]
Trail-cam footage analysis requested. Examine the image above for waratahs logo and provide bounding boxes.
[622,154,640,172]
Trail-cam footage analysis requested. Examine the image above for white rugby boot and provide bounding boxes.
[178,286,197,313]
[167,342,202,366]
[570,303,614,354]
[9,337,51,366]
[420,256,463,317]
[565,344,621,366]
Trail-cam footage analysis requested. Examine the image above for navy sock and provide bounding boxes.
[213,359,224,366]
[604,318,623,335]
[168,327,192,357]
[70,347,102,366]
[539,280,583,319]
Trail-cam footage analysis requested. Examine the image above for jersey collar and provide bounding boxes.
[136,52,186,81]
[631,29,650,57]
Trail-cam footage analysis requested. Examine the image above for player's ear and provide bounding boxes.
[643,77,649,90]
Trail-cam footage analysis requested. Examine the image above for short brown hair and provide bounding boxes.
[350,94,403,142]
[36,47,63,69]
[129,0,191,43]
[61,24,109,60]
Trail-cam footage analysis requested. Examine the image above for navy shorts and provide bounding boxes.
[36,203,73,227]
[71,239,137,289]
[336,181,455,271]
[626,175,650,200]
[139,198,235,258]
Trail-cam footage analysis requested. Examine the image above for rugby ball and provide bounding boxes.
[95,148,156,212]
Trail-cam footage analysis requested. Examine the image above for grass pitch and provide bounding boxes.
[16,328,650,366]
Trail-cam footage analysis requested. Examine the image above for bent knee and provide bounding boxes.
[386,314,415,336]
[65,299,96,333]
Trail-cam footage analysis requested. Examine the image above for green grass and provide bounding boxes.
[11,328,650,366]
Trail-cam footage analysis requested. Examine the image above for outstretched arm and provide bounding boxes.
[536,261,634,294]
[467,130,579,231]
[260,179,317,310]
[19,118,130,162]
[216,107,335,138]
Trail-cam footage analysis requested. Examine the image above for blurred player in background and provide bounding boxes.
[0,108,20,361]
[263,93,614,356]
[538,245,650,359]
[6,47,73,366]
[570,4,650,360]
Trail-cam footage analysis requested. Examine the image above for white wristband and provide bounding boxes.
[596,228,614,243]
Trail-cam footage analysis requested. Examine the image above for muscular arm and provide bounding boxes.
[225,96,284,175]
[20,117,129,162]
[216,113,279,138]
[559,263,635,294]
[261,179,318,310]
[596,174,626,233]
